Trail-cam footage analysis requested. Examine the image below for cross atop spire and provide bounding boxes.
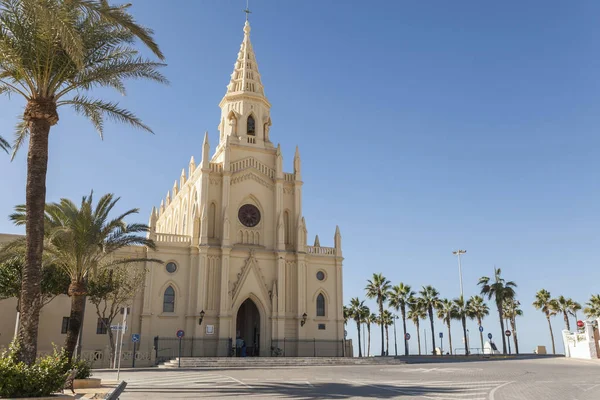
[243,0,251,21]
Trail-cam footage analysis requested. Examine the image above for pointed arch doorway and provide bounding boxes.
[236,298,261,357]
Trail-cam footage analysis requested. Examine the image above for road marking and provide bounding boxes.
[574,384,600,392]
[489,381,514,400]
[228,375,251,388]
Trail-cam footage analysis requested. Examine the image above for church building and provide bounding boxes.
[0,18,345,361]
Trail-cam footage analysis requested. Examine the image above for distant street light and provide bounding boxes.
[452,249,467,298]
[393,315,399,356]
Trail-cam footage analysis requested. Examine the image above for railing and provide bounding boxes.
[154,337,233,361]
[306,246,336,256]
[231,157,275,179]
[247,137,256,144]
[209,163,223,173]
[271,339,344,357]
[155,233,191,244]
[284,173,295,182]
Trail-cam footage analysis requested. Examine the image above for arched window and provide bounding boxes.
[284,211,291,245]
[247,115,255,136]
[316,293,325,317]
[163,286,175,313]
[208,203,217,238]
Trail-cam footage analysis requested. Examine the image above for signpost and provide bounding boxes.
[439,332,443,354]
[488,333,492,340]
[479,326,484,333]
[114,307,128,380]
[505,330,512,354]
[176,330,185,368]
[131,334,140,368]
[405,333,411,340]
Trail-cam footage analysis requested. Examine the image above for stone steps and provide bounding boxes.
[158,357,404,369]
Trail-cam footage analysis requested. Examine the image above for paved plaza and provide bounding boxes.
[91,357,600,399]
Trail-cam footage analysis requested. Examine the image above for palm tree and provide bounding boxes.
[365,273,391,356]
[419,286,441,355]
[365,311,377,357]
[379,310,394,356]
[436,299,456,355]
[532,289,557,354]
[0,0,166,364]
[478,268,517,355]
[550,296,578,331]
[343,305,350,326]
[349,298,365,357]
[10,192,157,360]
[572,301,582,322]
[502,298,523,354]
[0,135,9,153]
[453,296,473,356]
[388,283,414,356]
[467,295,489,351]
[584,294,600,319]
[407,298,426,355]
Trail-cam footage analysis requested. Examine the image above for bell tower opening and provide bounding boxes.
[235,298,261,357]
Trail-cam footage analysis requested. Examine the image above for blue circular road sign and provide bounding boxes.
[131,333,140,343]
[439,332,443,339]
[488,333,492,339]
[479,326,484,333]
[176,329,185,338]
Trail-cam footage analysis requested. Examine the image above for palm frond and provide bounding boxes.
[59,95,152,137]
[0,133,9,153]
[9,117,28,160]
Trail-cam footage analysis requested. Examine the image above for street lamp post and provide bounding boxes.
[452,249,467,298]
[393,315,398,356]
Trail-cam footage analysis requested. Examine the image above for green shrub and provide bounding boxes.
[0,342,70,398]
[70,359,92,379]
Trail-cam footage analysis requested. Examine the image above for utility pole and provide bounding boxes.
[452,249,467,298]
[424,329,427,355]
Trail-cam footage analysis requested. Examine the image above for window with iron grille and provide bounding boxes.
[316,293,325,317]
[96,317,109,334]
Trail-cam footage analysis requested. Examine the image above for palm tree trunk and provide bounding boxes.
[462,316,469,356]
[511,318,519,354]
[497,303,507,354]
[367,325,371,357]
[401,307,408,356]
[546,314,556,354]
[478,317,484,352]
[17,117,53,365]
[65,281,87,361]
[416,320,421,355]
[379,299,385,356]
[563,311,571,331]
[385,326,389,356]
[356,320,362,357]
[429,307,436,354]
[447,321,453,355]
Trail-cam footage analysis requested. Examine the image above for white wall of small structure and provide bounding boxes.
[561,319,600,360]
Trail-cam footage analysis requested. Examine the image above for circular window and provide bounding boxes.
[316,271,325,281]
[238,204,261,227]
[166,262,177,274]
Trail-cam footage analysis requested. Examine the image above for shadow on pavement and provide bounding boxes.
[122,382,461,398]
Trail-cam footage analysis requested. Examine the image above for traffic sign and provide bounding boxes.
[488,333,492,339]
[479,326,484,333]
[577,320,584,328]
[111,325,127,331]
[344,330,347,338]
[505,330,511,337]
[439,332,443,339]
[405,333,411,340]
[131,334,140,343]
[176,329,185,338]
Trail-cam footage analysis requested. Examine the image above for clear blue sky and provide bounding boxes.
[1,1,599,356]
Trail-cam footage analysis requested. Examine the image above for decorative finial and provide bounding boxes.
[243,0,251,22]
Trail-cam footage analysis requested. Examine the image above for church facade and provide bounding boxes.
[0,19,345,360]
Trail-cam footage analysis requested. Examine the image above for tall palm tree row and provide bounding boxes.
[9,192,158,360]
[407,299,426,355]
[0,0,167,364]
[379,310,394,356]
[388,283,414,356]
[436,299,456,355]
[478,268,516,355]
[502,298,523,354]
[584,294,600,319]
[468,295,489,351]
[365,273,391,356]
[419,285,441,355]
[532,289,557,354]
[551,296,580,331]
[348,298,365,357]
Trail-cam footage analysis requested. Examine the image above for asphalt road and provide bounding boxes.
[92,357,600,399]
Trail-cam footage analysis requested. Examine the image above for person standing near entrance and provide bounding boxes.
[236,334,244,357]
